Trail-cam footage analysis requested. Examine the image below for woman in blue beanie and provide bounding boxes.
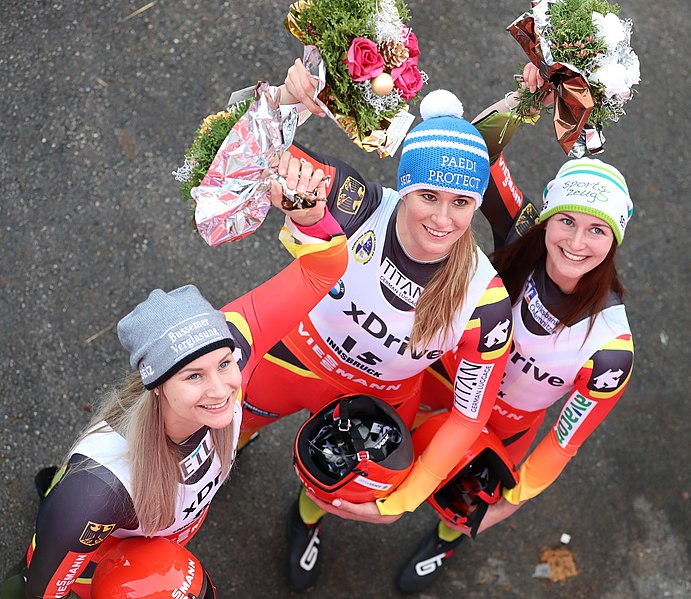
[239,60,514,592]
[1,154,348,599]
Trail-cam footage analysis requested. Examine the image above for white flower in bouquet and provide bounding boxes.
[591,61,634,100]
[590,11,640,102]
[592,11,626,51]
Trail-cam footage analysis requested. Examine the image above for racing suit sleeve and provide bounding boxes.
[24,458,135,598]
[473,110,541,249]
[504,333,634,504]
[220,206,347,367]
[376,277,513,515]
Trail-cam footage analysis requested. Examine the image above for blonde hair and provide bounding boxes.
[409,229,477,350]
[65,372,236,536]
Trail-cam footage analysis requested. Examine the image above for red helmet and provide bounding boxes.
[91,537,216,599]
[293,395,414,503]
[412,413,518,537]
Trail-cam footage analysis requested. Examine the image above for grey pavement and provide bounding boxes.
[1,1,689,597]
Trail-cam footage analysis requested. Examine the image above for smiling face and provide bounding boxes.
[159,347,241,443]
[396,188,476,262]
[544,211,615,293]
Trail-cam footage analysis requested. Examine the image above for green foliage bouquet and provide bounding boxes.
[173,102,252,203]
[508,0,640,156]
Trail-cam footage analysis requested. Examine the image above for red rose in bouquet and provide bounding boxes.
[346,37,385,82]
[392,58,424,100]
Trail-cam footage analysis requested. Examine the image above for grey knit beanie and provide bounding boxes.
[117,285,235,389]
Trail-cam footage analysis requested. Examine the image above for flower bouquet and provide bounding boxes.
[173,101,252,205]
[508,0,640,156]
[173,83,304,247]
[285,0,427,157]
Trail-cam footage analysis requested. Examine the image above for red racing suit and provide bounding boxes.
[242,138,514,516]
[420,110,634,506]
[20,213,347,598]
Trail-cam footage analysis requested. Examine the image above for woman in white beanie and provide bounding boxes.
[2,152,348,599]
[397,70,635,592]
[236,60,514,592]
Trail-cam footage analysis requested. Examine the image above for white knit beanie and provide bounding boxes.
[540,158,633,244]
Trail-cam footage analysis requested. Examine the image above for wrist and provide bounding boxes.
[504,91,519,111]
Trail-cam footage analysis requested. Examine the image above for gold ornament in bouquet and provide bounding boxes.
[285,0,428,157]
[507,0,640,157]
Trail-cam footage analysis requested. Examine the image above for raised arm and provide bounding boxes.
[220,149,348,366]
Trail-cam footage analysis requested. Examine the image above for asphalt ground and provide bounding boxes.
[1,1,689,597]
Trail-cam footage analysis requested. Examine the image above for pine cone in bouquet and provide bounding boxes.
[285,0,428,157]
[379,39,409,69]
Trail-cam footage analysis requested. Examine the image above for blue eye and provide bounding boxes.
[592,227,605,235]
[187,373,200,381]
[219,361,230,370]
[561,217,573,226]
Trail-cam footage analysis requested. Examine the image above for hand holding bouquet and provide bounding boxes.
[285,0,427,156]
[508,0,640,156]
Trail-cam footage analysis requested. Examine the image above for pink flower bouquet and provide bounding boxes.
[285,0,427,157]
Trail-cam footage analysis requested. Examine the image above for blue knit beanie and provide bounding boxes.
[397,90,490,208]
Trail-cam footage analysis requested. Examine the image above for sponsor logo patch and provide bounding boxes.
[179,432,214,481]
[554,392,595,447]
[415,552,447,576]
[379,257,422,307]
[354,475,393,491]
[453,359,493,419]
[328,280,345,300]
[79,521,116,547]
[336,176,365,214]
[591,368,624,390]
[352,230,376,264]
[523,277,559,333]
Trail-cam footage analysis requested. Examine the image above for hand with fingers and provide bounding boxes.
[305,489,403,525]
[270,149,328,226]
[504,63,555,113]
[279,58,327,118]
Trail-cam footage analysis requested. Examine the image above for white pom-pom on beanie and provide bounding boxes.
[398,89,488,207]
[420,89,464,120]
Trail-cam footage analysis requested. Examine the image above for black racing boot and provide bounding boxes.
[396,527,464,594]
[286,498,323,592]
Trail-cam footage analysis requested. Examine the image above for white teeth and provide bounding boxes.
[562,248,587,262]
[424,226,449,238]
[202,397,229,410]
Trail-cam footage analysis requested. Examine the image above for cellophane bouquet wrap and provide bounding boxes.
[172,83,300,247]
[285,0,427,157]
[508,0,640,156]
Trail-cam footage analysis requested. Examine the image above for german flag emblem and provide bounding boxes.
[79,521,116,547]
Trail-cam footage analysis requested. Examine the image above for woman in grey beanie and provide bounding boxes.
[5,151,348,599]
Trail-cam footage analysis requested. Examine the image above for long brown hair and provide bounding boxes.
[491,220,624,333]
[65,372,236,536]
[409,229,477,349]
